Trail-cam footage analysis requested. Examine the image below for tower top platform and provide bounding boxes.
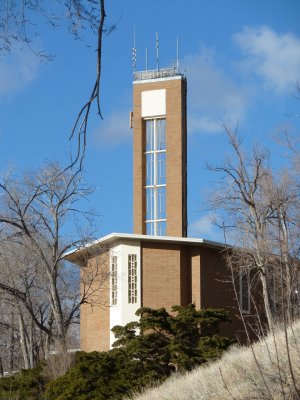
[133,67,184,82]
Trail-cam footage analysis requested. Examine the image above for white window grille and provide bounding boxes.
[128,254,137,304]
[111,256,118,306]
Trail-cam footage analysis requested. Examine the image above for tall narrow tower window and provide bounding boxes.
[145,118,166,236]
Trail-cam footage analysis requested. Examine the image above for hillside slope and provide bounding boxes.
[132,321,300,400]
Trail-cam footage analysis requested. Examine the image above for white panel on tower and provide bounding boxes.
[141,89,166,117]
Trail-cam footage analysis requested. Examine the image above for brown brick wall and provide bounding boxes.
[132,84,143,234]
[141,242,185,310]
[140,242,251,341]
[133,77,187,237]
[190,248,201,309]
[80,252,110,352]
[199,247,266,342]
[180,247,191,305]
[199,247,244,339]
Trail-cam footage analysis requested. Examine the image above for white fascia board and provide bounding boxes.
[64,232,227,262]
[133,75,183,85]
[103,233,227,248]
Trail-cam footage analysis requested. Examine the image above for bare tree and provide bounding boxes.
[0,1,100,56]
[0,292,42,371]
[0,162,108,367]
[209,126,300,329]
[0,2,113,369]
[0,294,22,374]
[0,0,111,169]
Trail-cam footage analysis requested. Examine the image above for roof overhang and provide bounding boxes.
[64,232,227,265]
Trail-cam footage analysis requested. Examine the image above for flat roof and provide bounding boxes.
[133,67,185,83]
[65,232,227,264]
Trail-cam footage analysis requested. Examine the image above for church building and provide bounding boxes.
[66,65,250,352]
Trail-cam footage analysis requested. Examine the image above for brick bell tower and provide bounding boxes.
[132,66,187,238]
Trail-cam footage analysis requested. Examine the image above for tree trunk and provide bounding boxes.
[259,268,274,329]
[48,274,68,353]
[9,311,15,373]
[18,312,30,369]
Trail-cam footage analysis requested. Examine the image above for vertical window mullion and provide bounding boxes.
[153,120,157,235]
[145,118,166,236]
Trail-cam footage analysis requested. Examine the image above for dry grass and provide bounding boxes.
[132,321,300,400]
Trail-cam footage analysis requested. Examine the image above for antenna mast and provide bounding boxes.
[132,26,137,73]
[156,32,159,71]
[176,37,179,70]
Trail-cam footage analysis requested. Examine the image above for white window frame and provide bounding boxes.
[111,256,118,306]
[144,117,167,236]
[240,270,250,314]
[128,254,137,304]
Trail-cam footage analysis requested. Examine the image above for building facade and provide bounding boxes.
[67,67,252,352]
[67,233,247,351]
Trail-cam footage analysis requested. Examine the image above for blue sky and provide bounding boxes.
[0,0,300,241]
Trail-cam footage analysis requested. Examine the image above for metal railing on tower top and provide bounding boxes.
[133,67,183,81]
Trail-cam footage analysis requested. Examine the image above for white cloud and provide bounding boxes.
[93,109,132,146]
[183,48,248,134]
[94,27,300,143]
[189,214,224,242]
[234,26,300,93]
[188,115,221,134]
[0,48,40,99]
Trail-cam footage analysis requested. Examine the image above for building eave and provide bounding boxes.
[64,232,228,265]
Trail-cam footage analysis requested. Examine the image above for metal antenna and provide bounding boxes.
[146,47,148,71]
[132,26,137,73]
[156,32,159,71]
[176,37,179,70]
